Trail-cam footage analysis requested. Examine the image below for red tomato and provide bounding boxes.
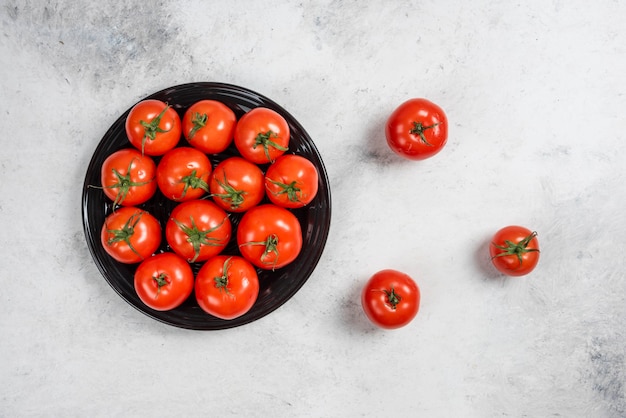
[134,252,194,311]
[100,148,157,207]
[156,147,212,201]
[234,107,290,164]
[125,99,181,156]
[195,255,260,320]
[237,204,302,270]
[166,200,231,263]
[182,100,236,154]
[385,98,448,160]
[265,154,319,208]
[101,207,162,264]
[489,226,540,276]
[209,157,265,213]
[361,269,420,329]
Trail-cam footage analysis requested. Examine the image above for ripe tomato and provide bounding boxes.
[182,100,236,154]
[209,157,265,213]
[237,204,302,270]
[101,207,162,264]
[234,107,290,164]
[156,147,211,201]
[100,148,157,207]
[385,98,448,160]
[265,154,318,208]
[489,226,540,276]
[166,200,231,263]
[195,255,260,320]
[134,252,194,311]
[361,269,420,329]
[126,99,181,156]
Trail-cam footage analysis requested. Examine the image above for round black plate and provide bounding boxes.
[82,82,332,330]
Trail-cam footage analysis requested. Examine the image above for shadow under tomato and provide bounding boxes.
[474,234,504,281]
[339,277,383,334]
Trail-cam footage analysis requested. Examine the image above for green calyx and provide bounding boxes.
[491,231,539,265]
[188,112,207,140]
[152,273,170,296]
[139,105,172,155]
[409,121,439,146]
[253,130,288,162]
[106,211,144,259]
[103,157,153,207]
[210,170,246,209]
[240,234,280,269]
[172,215,228,263]
[178,169,209,200]
[267,178,302,203]
[213,257,234,293]
[384,287,402,310]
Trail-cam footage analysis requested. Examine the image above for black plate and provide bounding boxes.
[82,82,332,330]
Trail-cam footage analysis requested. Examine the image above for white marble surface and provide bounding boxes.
[1,0,625,416]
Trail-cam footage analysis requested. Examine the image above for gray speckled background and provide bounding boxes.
[1,1,625,416]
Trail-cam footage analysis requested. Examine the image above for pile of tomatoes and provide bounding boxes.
[98,99,319,320]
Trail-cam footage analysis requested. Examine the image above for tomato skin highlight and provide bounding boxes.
[489,226,540,276]
[361,269,420,329]
[234,107,290,164]
[165,199,231,263]
[385,98,448,160]
[265,154,319,209]
[134,252,194,311]
[237,204,302,270]
[209,157,265,213]
[100,148,157,207]
[182,100,236,154]
[195,255,260,320]
[101,207,162,264]
[126,99,182,156]
[156,147,212,201]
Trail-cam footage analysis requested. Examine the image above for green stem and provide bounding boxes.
[266,178,302,203]
[253,130,288,162]
[491,231,539,265]
[383,287,402,310]
[409,121,439,146]
[139,104,172,155]
[172,215,228,262]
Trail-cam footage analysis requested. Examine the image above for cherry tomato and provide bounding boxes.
[209,157,265,213]
[237,204,302,270]
[101,207,162,264]
[195,255,260,320]
[100,148,157,207]
[126,99,181,156]
[265,154,318,208]
[134,252,194,311]
[234,107,290,164]
[385,98,448,160]
[361,269,420,329]
[489,226,540,276]
[166,200,231,263]
[182,100,237,154]
[156,147,212,201]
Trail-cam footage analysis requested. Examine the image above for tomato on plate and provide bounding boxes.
[156,147,211,201]
[100,148,157,207]
[361,269,420,329]
[237,204,302,270]
[209,157,265,213]
[126,99,181,156]
[182,100,236,154]
[195,255,260,320]
[234,107,290,164]
[134,252,194,311]
[101,206,162,264]
[385,98,448,160]
[166,200,231,263]
[489,226,540,276]
[265,154,318,208]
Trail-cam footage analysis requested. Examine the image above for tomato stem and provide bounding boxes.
[239,234,280,269]
[102,157,153,207]
[409,121,439,146]
[172,215,228,263]
[384,287,402,310]
[105,211,145,260]
[152,273,170,296]
[213,257,233,293]
[491,231,539,265]
[177,169,209,200]
[139,104,172,155]
[253,130,288,162]
[210,170,247,209]
[188,112,207,139]
[266,178,302,203]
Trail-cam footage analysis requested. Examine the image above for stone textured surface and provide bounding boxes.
[1,1,625,416]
